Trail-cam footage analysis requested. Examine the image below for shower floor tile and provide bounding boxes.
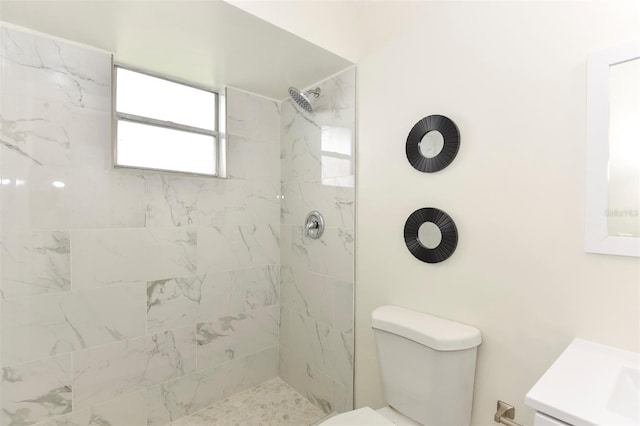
[170,377,326,426]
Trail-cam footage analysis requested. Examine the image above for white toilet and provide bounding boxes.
[321,305,482,426]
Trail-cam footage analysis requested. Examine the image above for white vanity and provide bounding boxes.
[526,338,640,426]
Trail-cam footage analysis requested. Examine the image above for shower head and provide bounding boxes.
[288,86,321,113]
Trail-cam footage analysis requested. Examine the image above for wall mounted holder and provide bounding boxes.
[404,207,458,263]
[494,401,523,426]
[406,115,460,173]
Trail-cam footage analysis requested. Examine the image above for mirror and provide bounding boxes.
[418,222,442,248]
[585,39,640,257]
[419,131,445,159]
[406,115,460,173]
[404,207,458,263]
[607,57,640,238]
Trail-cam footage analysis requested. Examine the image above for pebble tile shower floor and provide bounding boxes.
[170,378,326,426]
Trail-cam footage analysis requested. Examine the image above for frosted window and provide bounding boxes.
[117,68,216,130]
[117,121,216,175]
[114,66,221,176]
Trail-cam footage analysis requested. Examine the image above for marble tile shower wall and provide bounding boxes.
[0,27,281,426]
[279,68,356,415]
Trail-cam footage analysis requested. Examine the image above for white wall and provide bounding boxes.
[356,1,640,424]
[226,0,361,63]
[228,1,640,424]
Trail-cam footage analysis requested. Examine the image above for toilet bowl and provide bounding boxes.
[320,306,482,426]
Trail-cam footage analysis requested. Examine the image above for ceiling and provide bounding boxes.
[0,0,353,100]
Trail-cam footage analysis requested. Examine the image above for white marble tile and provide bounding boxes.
[2,282,146,366]
[317,322,353,388]
[68,107,112,170]
[226,88,280,143]
[0,162,30,235]
[244,265,279,311]
[2,354,72,426]
[35,390,147,426]
[312,68,356,129]
[280,68,356,186]
[284,128,323,184]
[280,267,332,326]
[62,169,145,229]
[226,135,280,182]
[147,274,209,334]
[144,175,212,227]
[145,175,279,228]
[1,27,111,111]
[278,347,334,414]
[0,160,146,231]
[282,124,355,185]
[288,311,353,388]
[147,353,247,425]
[197,225,278,274]
[280,225,293,269]
[73,326,196,409]
[280,99,320,147]
[31,168,145,230]
[216,180,278,230]
[331,380,354,414]
[147,272,247,334]
[289,226,354,283]
[1,230,70,299]
[71,228,196,289]
[0,94,72,167]
[279,94,298,132]
[148,346,277,425]
[196,305,278,371]
[332,279,354,335]
[243,346,278,387]
[282,125,355,186]
[279,306,293,350]
[281,182,354,229]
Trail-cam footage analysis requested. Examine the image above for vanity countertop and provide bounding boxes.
[525,338,640,426]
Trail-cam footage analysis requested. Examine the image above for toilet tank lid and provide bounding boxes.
[371,305,482,351]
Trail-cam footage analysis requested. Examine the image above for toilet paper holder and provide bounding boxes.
[494,401,524,426]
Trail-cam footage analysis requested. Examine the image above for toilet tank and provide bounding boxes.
[372,306,482,426]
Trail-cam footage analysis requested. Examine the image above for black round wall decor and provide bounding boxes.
[404,208,458,263]
[406,115,460,173]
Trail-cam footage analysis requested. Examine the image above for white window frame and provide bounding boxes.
[112,60,226,177]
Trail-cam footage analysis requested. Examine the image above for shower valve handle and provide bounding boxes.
[305,211,325,239]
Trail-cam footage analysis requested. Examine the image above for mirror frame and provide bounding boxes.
[404,207,458,263]
[585,39,640,257]
[406,115,460,173]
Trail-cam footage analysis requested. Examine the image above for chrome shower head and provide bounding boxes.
[288,86,321,113]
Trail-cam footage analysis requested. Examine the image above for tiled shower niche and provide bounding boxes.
[0,25,354,426]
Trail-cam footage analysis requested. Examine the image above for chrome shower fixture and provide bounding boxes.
[288,86,321,113]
